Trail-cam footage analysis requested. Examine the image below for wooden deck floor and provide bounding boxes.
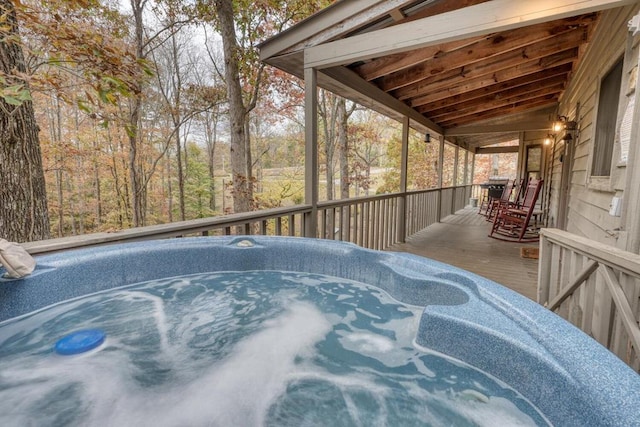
[389,207,539,300]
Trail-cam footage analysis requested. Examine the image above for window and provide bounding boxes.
[591,58,623,177]
[526,145,542,179]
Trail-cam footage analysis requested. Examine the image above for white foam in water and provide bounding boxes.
[160,302,331,427]
[0,271,549,426]
[343,332,395,353]
[0,302,330,427]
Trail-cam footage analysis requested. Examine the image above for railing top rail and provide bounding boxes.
[406,188,439,195]
[316,184,470,208]
[22,204,313,255]
[317,192,402,208]
[541,228,640,278]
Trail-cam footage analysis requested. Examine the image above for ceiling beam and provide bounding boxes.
[476,146,520,154]
[353,36,487,81]
[445,121,554,136]
[304,0,633,69]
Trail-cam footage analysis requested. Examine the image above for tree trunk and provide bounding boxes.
[319,91,338,201]
[92,136,102,226]
[46,94,64,236]
[204,111,218,212]
[337,98,349,199]
[215,0,252,213]
[129,0,145,227]
[0,0,50,242]
[244,118,253,205]
[72,102,85,234]
[166,153,173,222]
[174,125,185,220]
[170,33,186,221]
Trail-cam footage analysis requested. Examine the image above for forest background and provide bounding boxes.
[0,0,515,242]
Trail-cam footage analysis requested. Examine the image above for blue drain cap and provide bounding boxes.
[55,329,106,355]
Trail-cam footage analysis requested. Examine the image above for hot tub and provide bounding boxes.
[0,236,638,426]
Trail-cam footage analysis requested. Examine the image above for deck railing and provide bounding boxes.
[538,228,640,371]
[22,185,472,255]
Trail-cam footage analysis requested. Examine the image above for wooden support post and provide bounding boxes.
[437,136,445,222]
[398,117,409,242]
[452,144,459,213]
[453,144,460,186]
[304,66,318,238]
[463,149,469,185]
[470,152,476,198]
[537,232,553,305]
[517,131,526,178]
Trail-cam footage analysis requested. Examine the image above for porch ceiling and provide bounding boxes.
[350,13,596,129]
[260,0,623,150]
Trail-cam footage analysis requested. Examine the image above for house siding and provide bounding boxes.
[551,4,640,247]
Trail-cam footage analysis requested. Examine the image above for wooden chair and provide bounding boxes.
[511,178,528,206]
[486,177,529,220]
[489,179,543,242]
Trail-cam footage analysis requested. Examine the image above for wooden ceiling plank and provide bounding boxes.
[430,86,564,122]
[354,36,487,81]
[439,98,559,128]
[303,0,632,69]
[420,75,568,115]
[393,46,579,101]
[378,25,588,92]
[411,64,572,109]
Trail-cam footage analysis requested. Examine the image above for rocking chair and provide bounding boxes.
[489,179,543,242]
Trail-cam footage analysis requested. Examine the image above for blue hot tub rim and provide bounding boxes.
[0,236,638,426]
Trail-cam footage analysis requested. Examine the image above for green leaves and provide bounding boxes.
[0,78,33,107]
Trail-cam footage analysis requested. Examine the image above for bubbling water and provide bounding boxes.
[0,271,550,426]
